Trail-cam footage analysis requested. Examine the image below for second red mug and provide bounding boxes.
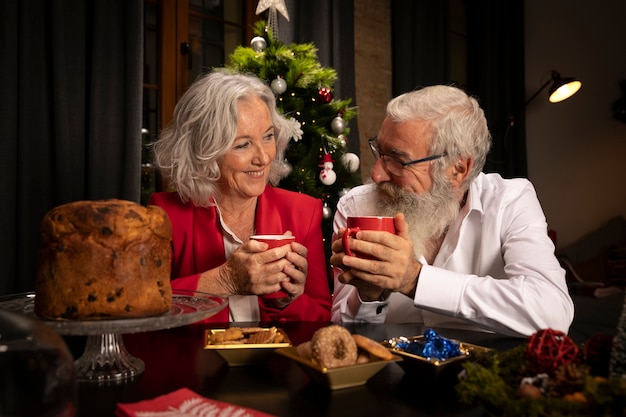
[342,216,395,257]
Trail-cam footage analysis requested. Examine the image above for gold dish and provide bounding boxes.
[384,335,489,376]
[204,327,291,366]
[276,346,402,390]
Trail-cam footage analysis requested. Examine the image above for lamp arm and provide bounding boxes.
[523,78,552,108]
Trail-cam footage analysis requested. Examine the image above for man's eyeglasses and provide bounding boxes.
[368,138,447,177]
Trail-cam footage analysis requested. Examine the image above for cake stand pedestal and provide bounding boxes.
[0,290,227,382]
[75,333,145,381]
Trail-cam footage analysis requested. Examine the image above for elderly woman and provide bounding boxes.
[149,70,331,322]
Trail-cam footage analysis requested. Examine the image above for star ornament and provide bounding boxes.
[256,0,290,21]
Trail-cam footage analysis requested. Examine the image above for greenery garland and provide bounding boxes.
[455,338,626,416]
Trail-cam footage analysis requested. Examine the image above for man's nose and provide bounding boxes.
[371,158,391,184]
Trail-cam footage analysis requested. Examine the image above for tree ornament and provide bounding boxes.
[526,329,579,375]
[250,36,267,52]
[281,159,293,175]
[318,153,336,186]
[341,152,360,173]
[271,76,287,94]
[320,168,336,186]
[331,115,346,134]
[322,203,332,219]
[338,188,351,198]
[317,87,333,104]
[338,134,347,148]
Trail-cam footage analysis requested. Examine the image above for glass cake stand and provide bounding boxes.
[0,289,227,383]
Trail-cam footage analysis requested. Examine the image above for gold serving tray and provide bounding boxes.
[384,335,489,376]
[276,346,402,390]
[204,328,291,366]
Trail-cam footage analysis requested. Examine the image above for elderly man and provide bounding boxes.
[330,85,574,337]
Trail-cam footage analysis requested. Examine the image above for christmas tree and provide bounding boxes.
[228,20,362,262]
[609,291,626,376]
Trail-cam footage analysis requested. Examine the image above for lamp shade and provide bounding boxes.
[524,70,582,108]
[548,73,582,103]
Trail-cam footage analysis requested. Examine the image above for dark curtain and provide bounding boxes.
[0,0,143,296]
[465,1,527,177]
[281,0,360,156]
[391,0,450,94]
[390,0,527,178]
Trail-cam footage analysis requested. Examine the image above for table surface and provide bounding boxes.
[59,292,623,417]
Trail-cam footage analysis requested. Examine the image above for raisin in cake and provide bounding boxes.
[35,199,172,319]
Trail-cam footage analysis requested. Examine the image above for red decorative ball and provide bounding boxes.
[526,329,579,375]
[318,87,333,104]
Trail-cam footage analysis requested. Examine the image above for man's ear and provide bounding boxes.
[448,156,474,186]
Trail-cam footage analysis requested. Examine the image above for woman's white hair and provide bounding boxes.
[386,85,492,192]
[152,69,300,206]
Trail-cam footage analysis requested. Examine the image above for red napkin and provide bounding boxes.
[115,388,276,417]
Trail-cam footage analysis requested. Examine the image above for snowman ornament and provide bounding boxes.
[319,153,337,186]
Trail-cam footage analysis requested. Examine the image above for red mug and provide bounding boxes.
[342,216,395,258]
[250,235,296,298]
[250,234,296,249]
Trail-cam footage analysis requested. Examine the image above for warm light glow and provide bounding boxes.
[549,80,582,103]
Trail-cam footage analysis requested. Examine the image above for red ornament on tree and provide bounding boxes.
[317,87,333,104]
[526,329,580,375]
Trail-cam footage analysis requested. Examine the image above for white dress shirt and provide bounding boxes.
[331,173,574,337]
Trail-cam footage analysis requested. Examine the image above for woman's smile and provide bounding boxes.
[245,168,266,177]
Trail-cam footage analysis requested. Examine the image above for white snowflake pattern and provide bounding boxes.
[135,397,254,417]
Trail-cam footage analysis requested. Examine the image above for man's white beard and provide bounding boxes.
[374,176,460,258]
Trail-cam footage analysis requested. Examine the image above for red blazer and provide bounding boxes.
[148,186,331,323]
